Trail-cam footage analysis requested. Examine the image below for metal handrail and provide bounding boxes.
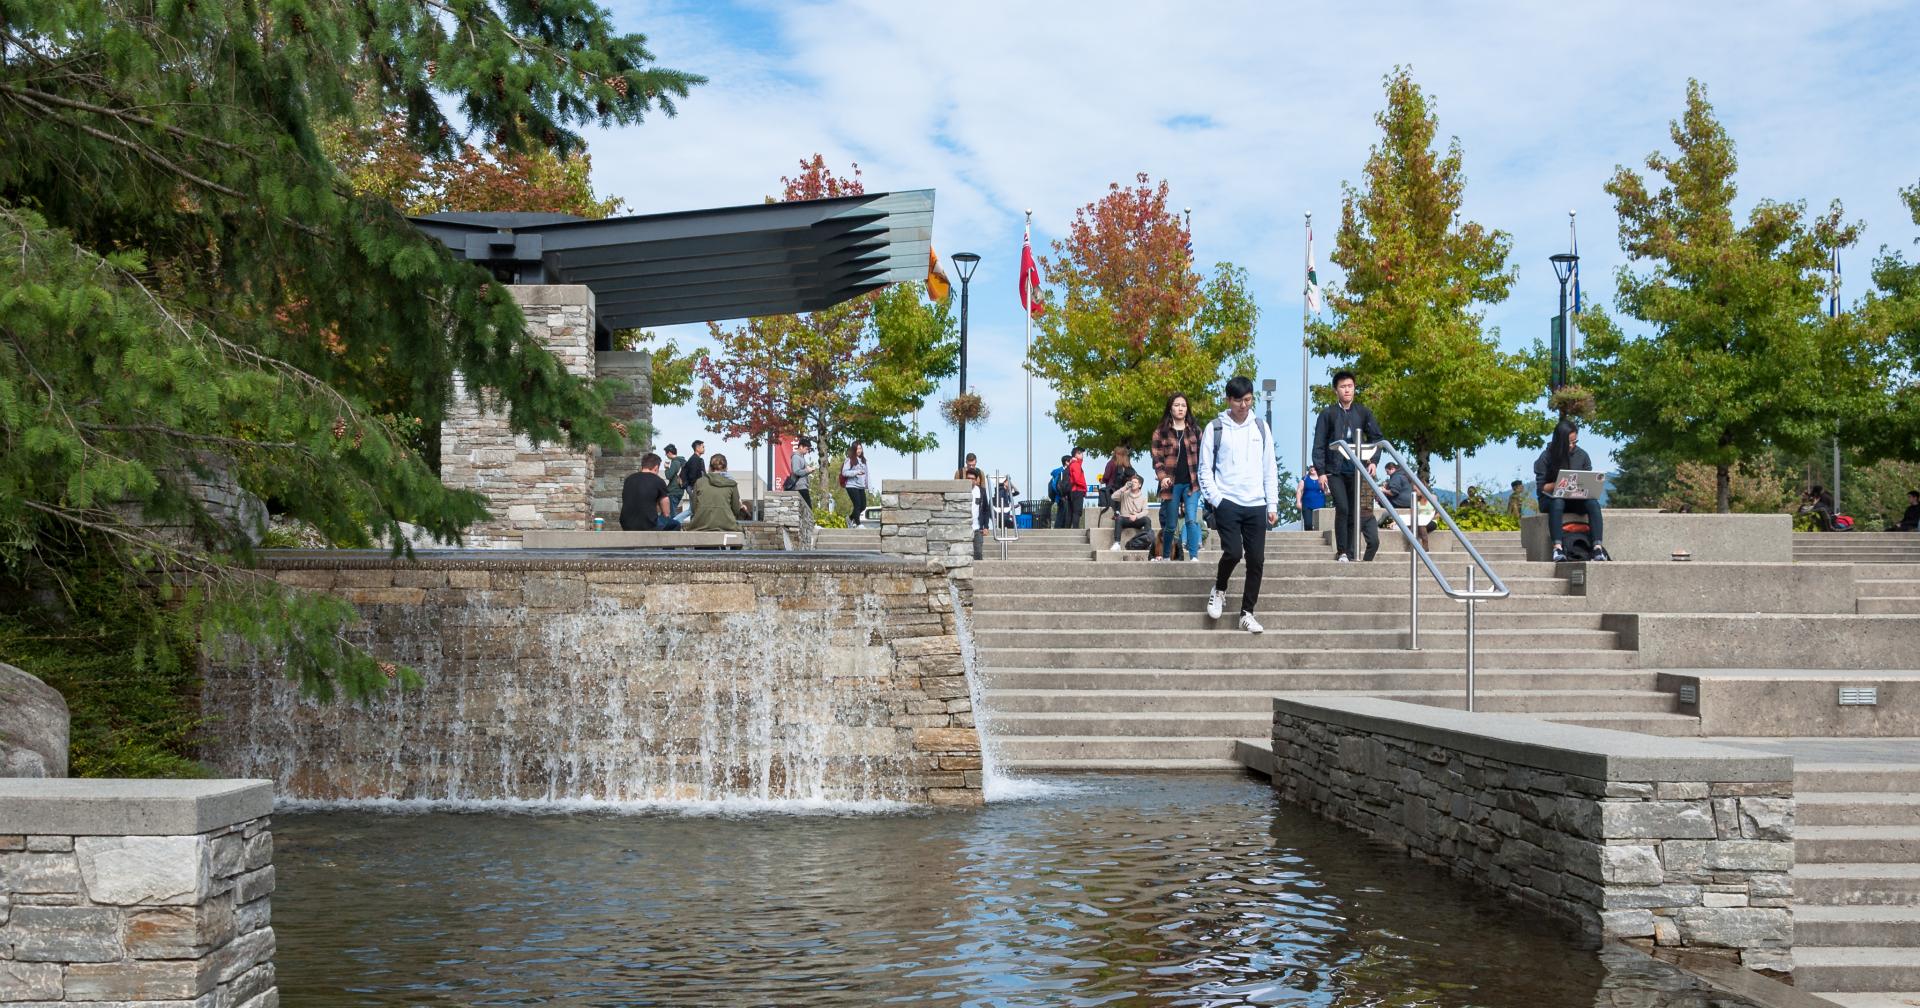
[989,473,1020,560]
[1332,435,1510,710]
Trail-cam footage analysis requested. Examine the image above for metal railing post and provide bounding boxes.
[1465,564,1477,712]
[1408,514,1420,650]
[1350,430,1362,560]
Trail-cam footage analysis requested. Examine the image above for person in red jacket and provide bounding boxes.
[1063,446,1088,529]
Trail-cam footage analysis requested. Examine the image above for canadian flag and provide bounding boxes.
[1019,225,1044,319]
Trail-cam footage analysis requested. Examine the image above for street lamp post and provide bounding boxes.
[1550,252,1579,393]
[952,252,982,473]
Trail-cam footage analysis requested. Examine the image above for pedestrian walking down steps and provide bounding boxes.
[1197,376,1279,634]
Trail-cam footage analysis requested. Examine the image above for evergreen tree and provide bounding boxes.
[1029,174,1258,451]
[1309,68,1548,481]
[0,0,703,699]
[1577,80,1869,512]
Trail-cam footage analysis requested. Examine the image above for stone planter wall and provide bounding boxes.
[1268,696,1795,974]
[439,285,596,547]
[0,779,276,1005]
[756,490,817,550]
[202,554,983,806]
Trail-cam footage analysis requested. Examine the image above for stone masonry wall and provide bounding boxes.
[0,783,276,1006]
[589,349,653,524]
[1271,701,1795,974]
[756,490,816,550]
[200,554,983,806]
[439,285,595,547]
[877,480,973,589]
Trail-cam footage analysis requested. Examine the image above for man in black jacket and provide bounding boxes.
[1889,490,1920,532]
[679,440,707,515]
[1311,371,1384,563]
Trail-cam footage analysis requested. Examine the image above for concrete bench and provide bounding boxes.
[521,530,744,550]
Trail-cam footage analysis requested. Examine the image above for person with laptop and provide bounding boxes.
[1534,418,1612,562]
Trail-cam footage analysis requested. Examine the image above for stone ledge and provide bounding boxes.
[1273,695,1790,783]
[0,779,272,836]
[522,530,743,549]
[507,283,594,307]
[257,549,928,575]
[880,479,970,493]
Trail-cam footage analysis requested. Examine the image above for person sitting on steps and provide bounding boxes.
[1889,490,1920,532]
[1109,473,1152,551]
[1534,419,1612,562]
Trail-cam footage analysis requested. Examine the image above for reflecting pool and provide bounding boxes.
[273,774,1771,1006]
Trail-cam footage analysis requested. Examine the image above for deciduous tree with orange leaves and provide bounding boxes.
[1029,174,1258,451]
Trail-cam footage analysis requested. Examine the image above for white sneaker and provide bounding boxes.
[1239,611,1264,634]
[1336,554,1351,563]
[1149,556,1167,563]
[1206,588,1225,620]
[1109,542,1123,552]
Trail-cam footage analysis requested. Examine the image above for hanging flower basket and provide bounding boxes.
[941,392,989,428]
[1551,384,1596,419]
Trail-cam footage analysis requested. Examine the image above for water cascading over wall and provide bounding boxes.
[199,554,984,806]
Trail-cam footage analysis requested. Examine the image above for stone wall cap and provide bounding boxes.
[881,480,970,492]
[507,284,595,307]
[258,549,931,575]
[1274,696,1792,783]
[0,778,273,835]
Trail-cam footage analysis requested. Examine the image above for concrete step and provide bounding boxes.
[1802,795,1920,827]
[970,575,1572,597]
[1795,946,1920,992]
[977,646,1640,670]
[971,592,1592,614]
[991,712,1267,737]
[1860,598,1920,614]
[993,735,1249,761]
[1800,827,1920,865]
[1853,565,1920,579]
[972,610,1612,631]
[975,627,1622,651]
[1797,863,1920,906]
[1799,767,1920,794]
[983,668,1663,692]
[999,758,1250,773]
[1796,905,1920,946]
[1375,689,1681,714]
[973,560,1560,578]
[1808,992,1920,1007]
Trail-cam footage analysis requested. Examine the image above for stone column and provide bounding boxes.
[877,480,975,584]
[438,285,596,547]
[752,490,817,550]
[0,778,277,1005]
[590,349,653,524]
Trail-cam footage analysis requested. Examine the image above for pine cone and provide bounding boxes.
[608,75,630,98]
[379,662,397,682]
[425,59,437,78]
[331,416,348,440]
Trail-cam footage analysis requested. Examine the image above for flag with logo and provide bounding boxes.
[1019,225,1044,319]
[1830,253,1841,319]
[1305,221,1323,315]
[927,247,952,303]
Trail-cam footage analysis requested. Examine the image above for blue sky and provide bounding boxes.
[585,0,1920,498]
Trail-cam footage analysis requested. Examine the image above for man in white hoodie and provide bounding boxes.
[1197,375,1279,633]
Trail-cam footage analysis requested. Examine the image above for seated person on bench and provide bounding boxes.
[687,453,753,533]
[1534,419,1612,562]
[1109,474,1152,551]
[619,452,681,532]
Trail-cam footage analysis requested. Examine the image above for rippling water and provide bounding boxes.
[272,774,1769,1006]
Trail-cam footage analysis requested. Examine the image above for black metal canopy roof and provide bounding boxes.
[411,190,934,332]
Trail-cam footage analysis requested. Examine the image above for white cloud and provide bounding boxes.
[594,0,1920,497]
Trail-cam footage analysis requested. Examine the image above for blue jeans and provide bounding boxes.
[1539,494,1603,545]
[1159,483,1203,558]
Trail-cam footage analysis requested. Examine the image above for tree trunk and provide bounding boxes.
[1716,463,1732,513]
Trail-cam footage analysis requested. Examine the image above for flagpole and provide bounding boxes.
[1024,210,1034,513]
[1301,212,1311,483]
[1833,252,1841,514]
[1568,211,1579,372]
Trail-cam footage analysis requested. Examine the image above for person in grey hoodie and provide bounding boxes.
[788,437,817,509]
[842,442,871,527]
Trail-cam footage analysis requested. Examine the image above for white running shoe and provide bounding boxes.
[1206,588,1225,620]
[1239,611,1264,634]
[1110,542,1123,552]
[1336,554,1351,563]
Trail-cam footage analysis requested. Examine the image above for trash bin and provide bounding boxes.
[1023,499,1052,528]
[1016,514,1034,529]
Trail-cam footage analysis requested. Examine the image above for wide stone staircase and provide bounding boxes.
[1797,532,1920,565]
[1853,563,1920,616]
[974,528,1698,771]
[814,526,881,551]
[1784,758,1920,1003]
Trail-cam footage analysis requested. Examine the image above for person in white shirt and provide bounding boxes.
[1196,375,1279,633]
